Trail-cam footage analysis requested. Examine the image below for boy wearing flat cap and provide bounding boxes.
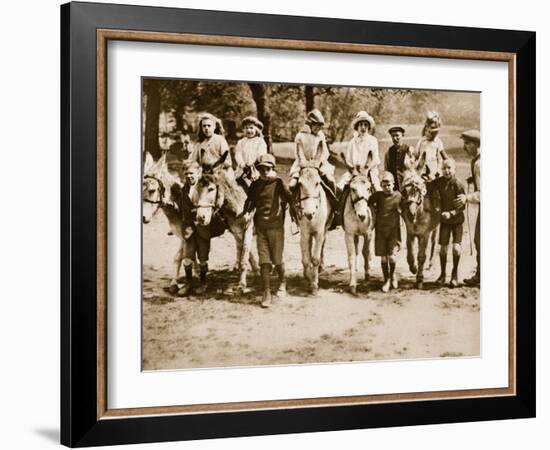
[384,126,416,192]
[234,116,268,189]
[288,109,337,202]
[368,172,402,293]
[454,129,481,286]
[244,154,293,308]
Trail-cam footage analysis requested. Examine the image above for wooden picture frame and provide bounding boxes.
[61,1,535,447]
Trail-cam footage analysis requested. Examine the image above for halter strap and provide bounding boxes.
[143,174,165,205]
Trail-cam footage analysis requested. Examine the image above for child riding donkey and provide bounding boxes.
[234,116,267,191]
[415,111,448,210]
[335,111,381,224]
[288,109,338,210]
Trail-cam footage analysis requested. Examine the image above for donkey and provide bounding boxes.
[142,152,187,294]
[295,159,333,295]
[189,152,258,293]
[400,170,441,288]
[341,170,375,295]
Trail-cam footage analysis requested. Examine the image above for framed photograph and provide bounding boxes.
[61,1,535,447]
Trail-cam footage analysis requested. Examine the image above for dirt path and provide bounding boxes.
[143,208,480,370]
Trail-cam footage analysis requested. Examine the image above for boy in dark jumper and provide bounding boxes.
[244,154,293,308]
[435,158,466,287]
[368,172,402,293]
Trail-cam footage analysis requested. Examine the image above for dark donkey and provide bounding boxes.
[400,170,441,288]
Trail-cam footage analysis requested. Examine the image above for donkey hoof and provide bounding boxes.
[415,280,424,289]
[310,286,319,296]
[409,265,418,274]
[364,272,370,282]
[167,284,179,295]
[349,285,357,296]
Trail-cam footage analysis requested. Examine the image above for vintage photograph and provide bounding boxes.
[141,78,481,370]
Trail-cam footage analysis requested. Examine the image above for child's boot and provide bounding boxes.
[450,253,460,288]
[275,264,287,298]
[381,260,391,293]
[260,264,272,308]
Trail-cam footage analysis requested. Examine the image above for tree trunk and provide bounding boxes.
[248,83,272,153]
[305,85,315,112]
[143,79,161,160]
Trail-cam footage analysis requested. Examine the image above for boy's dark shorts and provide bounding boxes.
[184,229,211,263]
[439,222,463,245]
[375,225,400,256]
[257,227,284,266]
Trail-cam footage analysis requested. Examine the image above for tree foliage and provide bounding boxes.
[143,78,480,158]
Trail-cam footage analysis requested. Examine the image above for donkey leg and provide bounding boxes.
[310,233,325,295]
[300,231,312,285]
[416,236,429,289]
[237,223,254,293]
[168,243,184,294]
[407,235,418,274]
[345,232,358,295]
[427,227,438,270]
[362,232,371,282]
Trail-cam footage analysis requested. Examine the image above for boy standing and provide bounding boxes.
[368,172,402,293]
[244,154,293,308]
[435,158,466,287]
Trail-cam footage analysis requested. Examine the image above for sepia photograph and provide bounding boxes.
[141,78,481,371]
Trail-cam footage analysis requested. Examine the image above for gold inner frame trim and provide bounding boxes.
[96,28,517,420]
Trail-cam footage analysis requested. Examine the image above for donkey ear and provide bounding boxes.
[143,152,154,174]
[153,152,167,176]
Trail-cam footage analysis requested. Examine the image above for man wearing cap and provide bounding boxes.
[168,130,191,160]
[337,110,381,192]
[384,126,416,191]
[244,154,293,308]
[234,116,267,189]
[288,109,337,202]
[454,129,481,286]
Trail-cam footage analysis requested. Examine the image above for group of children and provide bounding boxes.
[173,108,480,305]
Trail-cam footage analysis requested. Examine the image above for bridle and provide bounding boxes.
[143,174,165,205]
[192,180,223,215]
[297,167,322,216]
[348,174,371,218]
[401,180,425,220]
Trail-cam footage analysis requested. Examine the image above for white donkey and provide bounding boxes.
[341,169,375,295]
[142,152,187,294]
[295,144,333,295]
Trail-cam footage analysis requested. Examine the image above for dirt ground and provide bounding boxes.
[143,153,480,370]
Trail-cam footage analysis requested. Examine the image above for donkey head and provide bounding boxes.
[191,173,224,226]
[142,152,169,224]
[349,173,372,222]
[298,166,322,221]
[400,171,427,222]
